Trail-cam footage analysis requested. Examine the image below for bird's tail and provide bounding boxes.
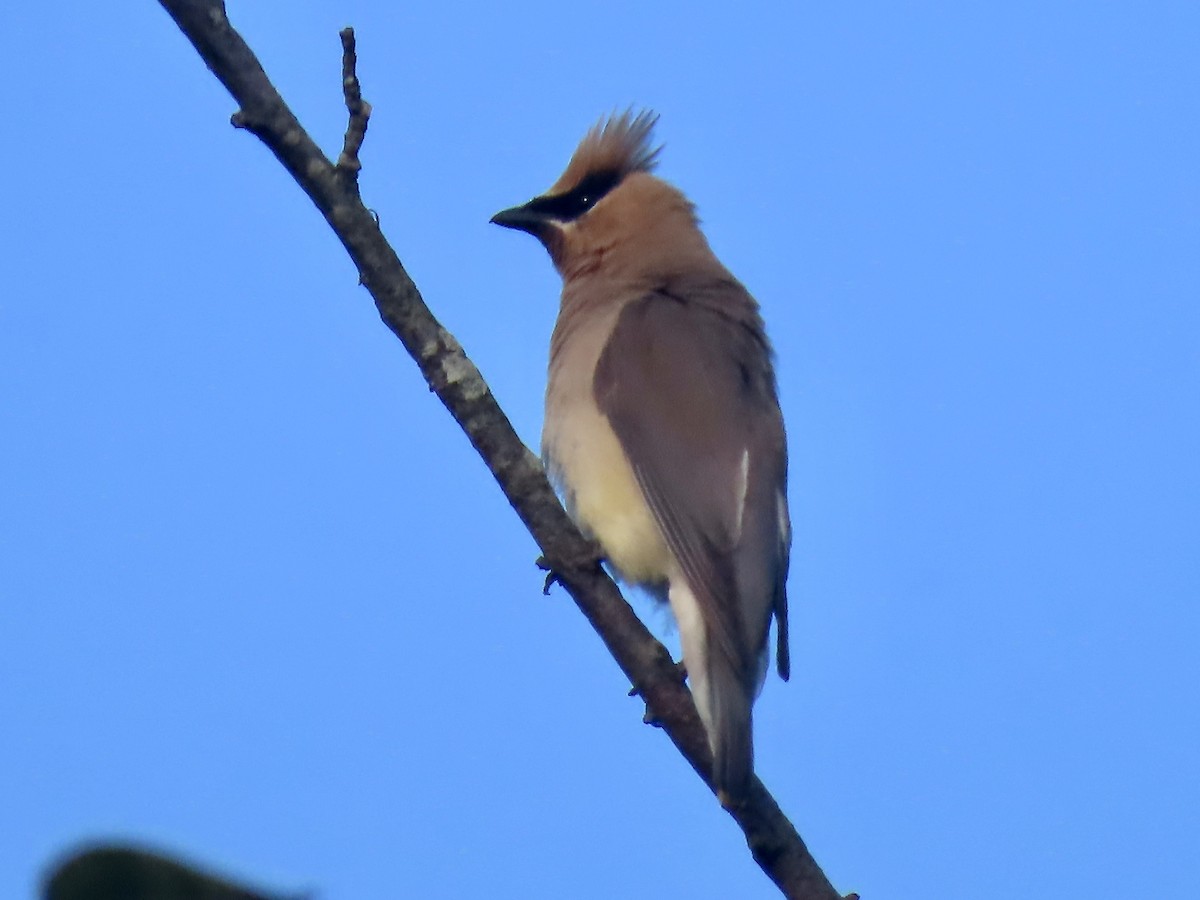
[700,648,755,806]
[667,579,756,805]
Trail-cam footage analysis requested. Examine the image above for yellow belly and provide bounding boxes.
[544,400,672,587]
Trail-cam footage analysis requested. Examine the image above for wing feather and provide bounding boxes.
[594,281,789,683]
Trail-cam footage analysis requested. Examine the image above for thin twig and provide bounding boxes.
[155,3,851,898]
[335,26,370,181]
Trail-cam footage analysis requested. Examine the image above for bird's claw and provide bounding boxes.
[535,539,605,595]
[629,659,688,727]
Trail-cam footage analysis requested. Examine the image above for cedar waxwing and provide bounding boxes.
[491,111,790,805]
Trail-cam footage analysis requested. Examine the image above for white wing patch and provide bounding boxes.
[732,448,750,541]
[776,488,791,550]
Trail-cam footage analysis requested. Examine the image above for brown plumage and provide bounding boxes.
[549,111,661,195]
[492,111,790,804]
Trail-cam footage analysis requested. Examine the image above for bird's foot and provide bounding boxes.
[628,659,688,727]
[535,539,605,595]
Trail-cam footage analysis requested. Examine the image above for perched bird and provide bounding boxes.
[491,111,790,804]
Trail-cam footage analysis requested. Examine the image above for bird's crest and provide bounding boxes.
[551,109,662,194]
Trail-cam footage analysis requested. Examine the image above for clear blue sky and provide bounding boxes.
[2,3,1197,898]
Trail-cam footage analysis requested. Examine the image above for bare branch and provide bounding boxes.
[335,26,370,182]
[155,2,849,897]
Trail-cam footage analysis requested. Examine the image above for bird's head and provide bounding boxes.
[492,111,704,281]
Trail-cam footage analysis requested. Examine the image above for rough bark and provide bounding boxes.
[154,3,852,898]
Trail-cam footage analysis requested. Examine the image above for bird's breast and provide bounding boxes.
[543,306,672,587]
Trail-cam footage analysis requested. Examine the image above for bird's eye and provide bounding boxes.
[524,169,621,223]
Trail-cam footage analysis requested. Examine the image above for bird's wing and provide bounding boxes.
[594,282,790,682]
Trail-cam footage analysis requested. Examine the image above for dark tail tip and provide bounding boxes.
[707,660,755,805]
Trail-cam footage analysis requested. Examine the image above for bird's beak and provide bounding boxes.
[490,201,551,236]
